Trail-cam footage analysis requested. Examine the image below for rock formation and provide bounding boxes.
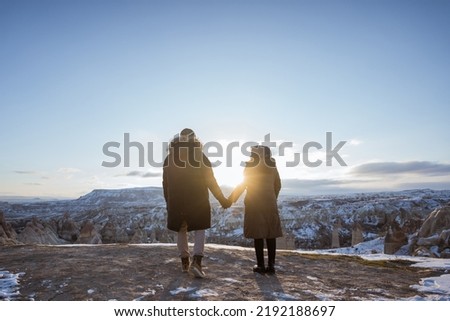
[100,220,117,243]
[411,206,450,258]
[331,221,341,248]
[57,213,80,242]
[130,228,147,243]
[384,221,408,254]
[351,222,364,246]
[17,217,66,245]
[418,206,450,238]
[76,221,102,244]
[0,210,19,245]
[2,188,450,252]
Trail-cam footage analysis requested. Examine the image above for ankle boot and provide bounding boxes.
[190,255,205,278]
[266,261,275,274]
[253,265,266,274]
[181,257,190,273]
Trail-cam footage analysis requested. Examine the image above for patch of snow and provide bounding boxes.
[230,228,243,236]
[311,291,337,301]
[134,289,156,301]
[169,287,196,295]
[207,243,254,252]
[394,244,410,256]
[220,278,242,284]
[189,289,219,298]
[430,246,440,258]
[272,292,298,300]
[0,269,24,301]
[147,289,156,296]
[294,225,318,239]
[87,289,95,295]
[299,237,385,255]
[131,243,177,248]
[50,243,178,248]
[208,256,220,261]
[411,274,450,300]
[295,237,450,300]
[410,258,450,270]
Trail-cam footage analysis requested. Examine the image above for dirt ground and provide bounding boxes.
[0,244,442,301]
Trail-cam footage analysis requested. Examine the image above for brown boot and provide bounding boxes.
[190,255,206,278]
[181,257,190,273]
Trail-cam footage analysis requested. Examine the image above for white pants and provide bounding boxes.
[177,221,205,258]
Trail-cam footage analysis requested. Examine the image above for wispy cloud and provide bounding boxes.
[142,172,161,178]
[57,167,82,174]
[351,161,450,177]
[124,171,142,177]
[282,178,360,188]
[56,167,82,180]
[280,165,450,195]
[14,170,36,174]
[117,171,161,178]
[348,139,363,146]
[280,178,372,195]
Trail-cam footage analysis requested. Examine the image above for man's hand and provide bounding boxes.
[220,198,232,209]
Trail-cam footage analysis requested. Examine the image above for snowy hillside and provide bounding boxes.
[1,188,450,251]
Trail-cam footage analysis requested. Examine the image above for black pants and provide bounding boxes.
[254,238,276,268]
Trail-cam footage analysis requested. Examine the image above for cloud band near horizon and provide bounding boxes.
[351,161,450,176]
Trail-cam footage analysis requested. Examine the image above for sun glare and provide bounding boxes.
[214,166,244,188]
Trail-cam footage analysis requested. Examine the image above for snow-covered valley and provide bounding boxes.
[1,187,449,254]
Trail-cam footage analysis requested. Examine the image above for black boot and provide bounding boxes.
[253,239,265,274]
[266,238,276,274]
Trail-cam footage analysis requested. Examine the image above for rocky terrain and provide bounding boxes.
[0,243,447,301]
[2,188,450,301]
[1,188,450,258]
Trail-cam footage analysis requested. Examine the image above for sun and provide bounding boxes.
[213,165,245,188]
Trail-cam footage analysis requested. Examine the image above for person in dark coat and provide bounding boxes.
[229,145,282,274]
[163,128,231,278]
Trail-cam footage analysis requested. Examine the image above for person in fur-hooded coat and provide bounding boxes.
[163,128,230,277]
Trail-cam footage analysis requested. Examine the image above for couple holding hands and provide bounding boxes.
[163,128,282,278]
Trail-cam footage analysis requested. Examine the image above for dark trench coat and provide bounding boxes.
[163,141,226,232]
[230,159,283,239]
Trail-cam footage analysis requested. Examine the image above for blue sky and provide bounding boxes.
[1,0,449,197]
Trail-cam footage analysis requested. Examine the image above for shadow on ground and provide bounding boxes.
[0,244,441,301]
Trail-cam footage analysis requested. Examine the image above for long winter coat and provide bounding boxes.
[163,140,226,232]
[230,158,283,239]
